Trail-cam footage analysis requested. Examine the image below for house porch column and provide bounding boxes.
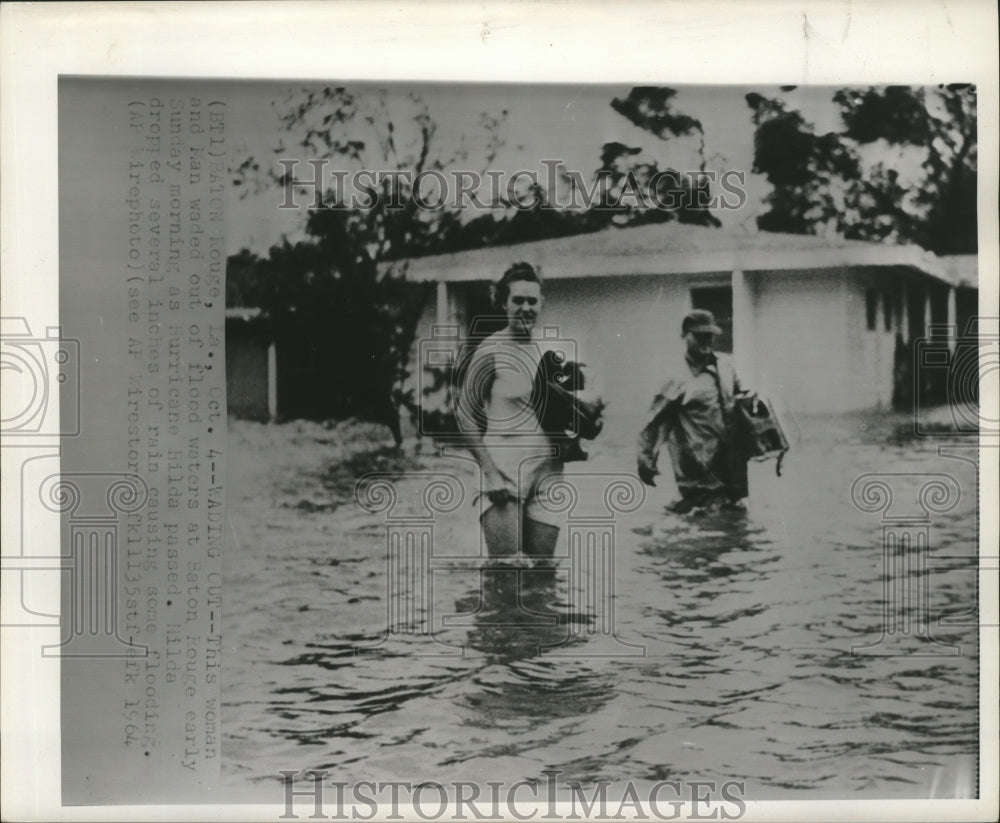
[899,279,910,343]
[947,286,957,351]
[267,341,278,421]
[436,280,449,328]
[731,269,755,386]
[922,284,933,341]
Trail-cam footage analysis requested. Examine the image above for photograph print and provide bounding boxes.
[30,37,990,815]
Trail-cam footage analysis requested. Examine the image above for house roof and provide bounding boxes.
[398,221,954,285]
[225,307,264,321]
[940,255,978,288]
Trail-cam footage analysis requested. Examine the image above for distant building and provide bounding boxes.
[225,225,977,427]
[225,307,276,422]
[401,222,976,422]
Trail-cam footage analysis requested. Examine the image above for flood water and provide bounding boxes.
[222,413,980,801]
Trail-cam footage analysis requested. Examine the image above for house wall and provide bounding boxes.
[548,269,903,416]
[406,291,458,419]
[847,269,899,410]
[745,270,852,413]
[404,266,914,436]
[226,320,271,421]
[403,274,696,434]
[539,274,698,422]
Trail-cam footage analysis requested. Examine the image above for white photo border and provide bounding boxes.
[1,1,997,821]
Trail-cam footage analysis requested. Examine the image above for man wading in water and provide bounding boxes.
[637,309,751,514]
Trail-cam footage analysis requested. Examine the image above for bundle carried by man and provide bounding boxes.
[731,393,790,476]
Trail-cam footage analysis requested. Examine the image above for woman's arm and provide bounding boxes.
[454,347,507,497]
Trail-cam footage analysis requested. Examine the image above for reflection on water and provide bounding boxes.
[454,569,614,730]
[223,420,981,799]
[456,568,581,661]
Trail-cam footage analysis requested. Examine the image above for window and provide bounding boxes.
[883,291,893,331]
[865,289,878,331]
[690,286,733,353]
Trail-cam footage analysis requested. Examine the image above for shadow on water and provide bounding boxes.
[450,567,616,726]
[453,567,585,662]
[263,566,615,748]
[637,508,776,581]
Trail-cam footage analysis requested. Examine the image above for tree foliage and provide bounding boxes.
[611,87,704,142]
[226,85,725,433]
[565,87,721,230]
[747,84,977,254]
[229,88,496,437]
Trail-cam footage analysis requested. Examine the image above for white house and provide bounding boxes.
[401,222,973,423]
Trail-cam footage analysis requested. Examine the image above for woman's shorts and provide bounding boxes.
[478,435,564,527]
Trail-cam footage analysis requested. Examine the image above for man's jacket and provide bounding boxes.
[637,352,742,486]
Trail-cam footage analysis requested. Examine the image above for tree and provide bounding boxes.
[548,87,723,231]
[746,85,977,255]
[746,85,978,412]
[227,238,429,443]
[227,85,732,436]
[835,84,977,255]
[581,137,721,229]
[230,87,507,442]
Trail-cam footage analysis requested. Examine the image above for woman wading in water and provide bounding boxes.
[456,263,564,565]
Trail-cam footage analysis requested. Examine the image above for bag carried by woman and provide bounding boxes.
[531,349,603,462]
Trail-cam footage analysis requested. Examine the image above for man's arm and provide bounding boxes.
[636,382,681,485]
[730,360,757,403]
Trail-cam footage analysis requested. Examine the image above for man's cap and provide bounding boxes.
[682,309,722,335]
